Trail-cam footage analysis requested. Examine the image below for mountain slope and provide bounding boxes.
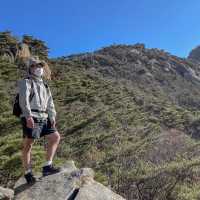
[1,40,200,199]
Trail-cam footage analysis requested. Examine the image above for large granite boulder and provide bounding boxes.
[14,160,125,200]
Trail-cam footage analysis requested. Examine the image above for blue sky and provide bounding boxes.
[0,0,200,58]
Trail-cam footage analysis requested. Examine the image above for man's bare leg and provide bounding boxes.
[42,132,61,176]
[22,137,35,174]
[45,131,60,164]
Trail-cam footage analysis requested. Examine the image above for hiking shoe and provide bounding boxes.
[24,172,36,184]
[42,164,61,176]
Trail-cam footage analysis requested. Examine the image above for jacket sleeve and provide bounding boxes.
[46,87,56,123]
[18,79,32,119]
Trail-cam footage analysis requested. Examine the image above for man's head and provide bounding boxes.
[28,57,45,78]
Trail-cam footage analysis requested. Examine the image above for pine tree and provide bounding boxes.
[22,35,49,60]
[0,31,18,62]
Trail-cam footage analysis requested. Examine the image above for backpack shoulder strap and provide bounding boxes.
[43,81,49,89]
[25,77,35,101]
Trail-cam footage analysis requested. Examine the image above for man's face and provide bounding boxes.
[30,63,44,76]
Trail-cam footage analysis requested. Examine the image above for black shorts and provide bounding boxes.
[21,117,57,139]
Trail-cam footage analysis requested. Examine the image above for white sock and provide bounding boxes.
[25,168,32,174]
[44,160,52,166]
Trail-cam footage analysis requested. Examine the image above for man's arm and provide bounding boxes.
[46,87,57,125]
[18,79,32,118]
[18,79,35,128]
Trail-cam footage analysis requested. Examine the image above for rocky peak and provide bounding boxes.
[188,45,200,63]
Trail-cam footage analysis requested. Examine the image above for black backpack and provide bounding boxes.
[12,78,49,117]
[13,78,34,117]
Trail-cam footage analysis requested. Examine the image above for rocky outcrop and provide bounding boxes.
[14,160,125,200]
[0,186,14,200]
[188,45,200,63]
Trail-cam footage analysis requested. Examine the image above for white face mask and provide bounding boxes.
[33,68,44,77]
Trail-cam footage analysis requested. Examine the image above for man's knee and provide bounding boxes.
[23,138,35,151]
[48,131,60,144]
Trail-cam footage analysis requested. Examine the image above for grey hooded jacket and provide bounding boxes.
[18,73,56,122]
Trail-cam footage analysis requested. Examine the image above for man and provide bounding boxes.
[18,56,61,184]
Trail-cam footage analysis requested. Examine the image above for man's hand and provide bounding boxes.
[26,116,34,128]
[51,120,56,128]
